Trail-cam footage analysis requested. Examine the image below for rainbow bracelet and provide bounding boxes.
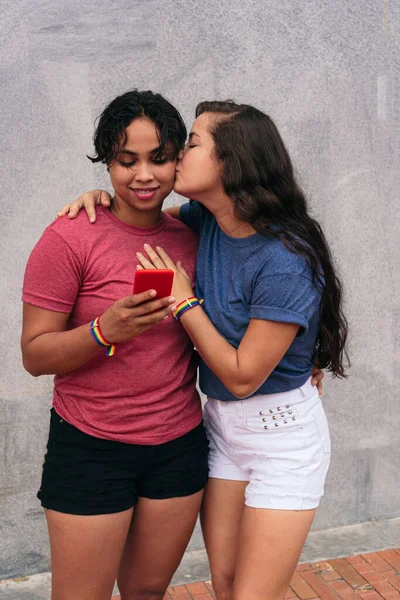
[90,317,116,357]
[173,297,204,321]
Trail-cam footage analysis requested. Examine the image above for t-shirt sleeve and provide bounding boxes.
[179,201,203,234]
[250,273,321,334]
[22,227,82,313]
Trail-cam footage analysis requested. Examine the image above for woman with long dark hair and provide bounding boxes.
[59,99,346,600]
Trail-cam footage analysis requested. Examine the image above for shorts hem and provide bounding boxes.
[245,493,323,511]
[38,495,136,516]
[208,470,249,482]
[140,479,208,500]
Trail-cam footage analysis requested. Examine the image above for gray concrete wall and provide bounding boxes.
[1,0,399,580]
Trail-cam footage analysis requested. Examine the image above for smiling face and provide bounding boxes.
[108,117,177,227]
[173,112,225,203]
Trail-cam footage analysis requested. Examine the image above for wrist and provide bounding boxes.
[90,317,116,357]
[98,315,114,343]
[173,297,204,321]
[175,290,194,305]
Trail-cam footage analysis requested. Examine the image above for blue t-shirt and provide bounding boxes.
[180,201,322,400]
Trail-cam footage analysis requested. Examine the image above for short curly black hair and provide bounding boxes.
[88,89,187,165]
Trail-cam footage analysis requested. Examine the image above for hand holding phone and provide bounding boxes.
[133,269,174,299]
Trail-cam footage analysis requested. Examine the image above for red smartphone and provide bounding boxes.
[133,269,174,299]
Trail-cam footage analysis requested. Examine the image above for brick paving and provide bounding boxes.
[112,549,400,600]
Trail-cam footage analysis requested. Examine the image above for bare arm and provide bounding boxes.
[181,310,329,396]
[21,304,103,376]
[21,292,176,377]
[163,206,181,220]
[178,307,298,398]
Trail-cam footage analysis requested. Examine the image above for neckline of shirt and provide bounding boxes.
[100,206,168,236]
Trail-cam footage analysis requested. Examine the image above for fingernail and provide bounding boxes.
[163,316,169,320]
[150,290,156,296]
[144,243,151,249]
[156,246,162,250]
[136,252,143,258]
[168,297,176,303]
[170,306,177,311]
[90,217,95,223]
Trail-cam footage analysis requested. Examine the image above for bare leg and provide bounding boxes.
[46,507,133,600]
[232,506,316,600]
[117,491,203,600]
[200,479,248,600]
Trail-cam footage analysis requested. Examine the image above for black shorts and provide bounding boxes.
[37,408,209,515]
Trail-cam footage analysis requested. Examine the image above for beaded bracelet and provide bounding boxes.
[173,297,204,321]
[90,317,116,356]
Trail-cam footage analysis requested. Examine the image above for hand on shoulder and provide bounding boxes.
[56,190,111,223]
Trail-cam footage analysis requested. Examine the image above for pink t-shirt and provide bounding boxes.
[22,207,202,445]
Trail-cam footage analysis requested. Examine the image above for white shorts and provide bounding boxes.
[203,378,331,510]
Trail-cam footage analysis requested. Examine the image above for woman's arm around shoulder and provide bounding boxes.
[56,191,183,223]
[56,190,111,223]
[163,206,181,220]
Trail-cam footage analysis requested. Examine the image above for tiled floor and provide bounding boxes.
[113,549,400,599]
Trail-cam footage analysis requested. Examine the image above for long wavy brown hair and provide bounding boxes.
[196,100,349,377]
